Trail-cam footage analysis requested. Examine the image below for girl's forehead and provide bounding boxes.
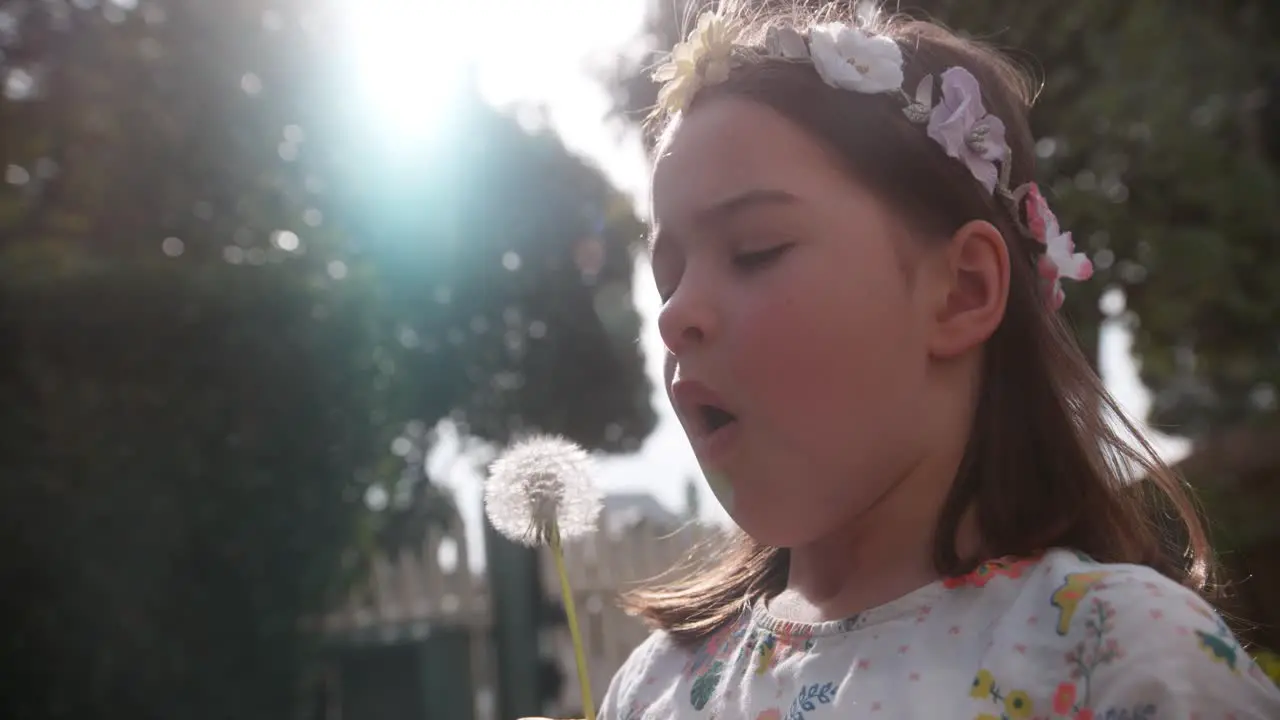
[653,101,800,189]
[651,99,848,227]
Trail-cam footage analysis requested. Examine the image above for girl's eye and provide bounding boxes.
[732,244,793,271]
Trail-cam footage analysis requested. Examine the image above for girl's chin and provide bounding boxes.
[702,468,736,515]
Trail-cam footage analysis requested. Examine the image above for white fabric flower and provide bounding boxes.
[808,23,904,95]
[653,12,737,114]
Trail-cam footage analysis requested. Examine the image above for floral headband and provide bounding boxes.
[653,12,1093,309]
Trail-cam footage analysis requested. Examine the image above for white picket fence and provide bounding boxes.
[323,527,490,639]
[319,515,729,719]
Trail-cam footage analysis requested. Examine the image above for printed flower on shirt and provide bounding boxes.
[995,594,1122,719]
[1254,649,1280,685]
[754,634,778,675]
[1064,598,1124,681]
[750,629,817,675]
[785,681,838,720]
[1053,682,1077,715]
[969,668,1036,720]
[1038,570,1280,720]
[1187,597,1246,673]
[1196,629,1243,671]
[685,617,749,677]
[1050,571,1112,635]
[945,554,1040,589]
[1003,690,1034,719]
[690,661,725,711]
[1048,682,1109,720]
[970,669,997,699]
[682,616,751,712]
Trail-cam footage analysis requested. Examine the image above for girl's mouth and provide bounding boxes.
[669,379,743,466]
[698,404,738,435]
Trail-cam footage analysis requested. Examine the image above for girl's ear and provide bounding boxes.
[924,219,1010,359]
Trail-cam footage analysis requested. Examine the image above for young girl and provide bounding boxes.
[594,2,1280,719]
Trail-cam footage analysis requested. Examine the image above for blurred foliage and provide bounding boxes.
[608,0,1280,438]
[0,0,653,718]
[1,266,380,719]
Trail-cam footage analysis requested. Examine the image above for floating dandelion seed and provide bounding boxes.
[484,434,602,547]
[484,434,602,720]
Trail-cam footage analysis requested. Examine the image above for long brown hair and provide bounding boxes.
[624,2,1213,645]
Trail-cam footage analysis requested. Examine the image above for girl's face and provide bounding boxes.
[651,97,947,548]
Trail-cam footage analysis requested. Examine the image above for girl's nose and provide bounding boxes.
[657,278,719,358]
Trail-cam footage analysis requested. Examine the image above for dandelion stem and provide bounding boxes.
[550,522,595,720]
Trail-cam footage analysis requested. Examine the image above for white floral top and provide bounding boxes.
[600,549,1280,720]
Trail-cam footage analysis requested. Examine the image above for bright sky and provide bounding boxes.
[343,0,1191,569]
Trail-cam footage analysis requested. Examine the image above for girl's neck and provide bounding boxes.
[769,437,977,624]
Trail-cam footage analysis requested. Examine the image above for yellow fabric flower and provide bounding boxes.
[653,11,737,114]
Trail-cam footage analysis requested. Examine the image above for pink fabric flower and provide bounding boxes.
[1025,184,1093,309]
[1025,183,1057,240]
[925,67,1008,193]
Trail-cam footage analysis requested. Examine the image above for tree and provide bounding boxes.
[0,1,654,718]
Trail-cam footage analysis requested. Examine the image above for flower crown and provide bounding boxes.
[653,13,1093,309]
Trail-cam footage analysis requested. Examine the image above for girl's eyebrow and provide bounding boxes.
[649,188,802,253]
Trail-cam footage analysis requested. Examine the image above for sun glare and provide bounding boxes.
[344,0,464,147]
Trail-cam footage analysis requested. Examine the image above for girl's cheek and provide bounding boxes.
[729,303,801,381]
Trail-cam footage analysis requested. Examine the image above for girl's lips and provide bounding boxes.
[670,378,742,466]
[688,416,742,468]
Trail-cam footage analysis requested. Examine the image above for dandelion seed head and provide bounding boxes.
[484,434,602,546]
